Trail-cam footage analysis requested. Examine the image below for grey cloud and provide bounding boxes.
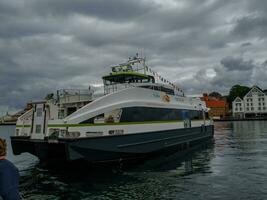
[232,14,267,39]
[220,56,254,71]
[241,42,252,47]
[246,0,267,13]
[177,56,264,95]
[0,0,267,113]
[30,0,155,22]
[214,57,255,87]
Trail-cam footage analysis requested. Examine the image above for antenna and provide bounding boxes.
[143,48,146,59]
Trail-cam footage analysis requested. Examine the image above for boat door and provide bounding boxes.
[31,102,47,139]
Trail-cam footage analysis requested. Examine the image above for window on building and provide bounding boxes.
[263,107,266,110]
[259,103,261,106]
[235,108,238,111]
[240,108,242,111]
[35,125,42,133]
[251,107,254,111]
[251,103,253,106]
[259,107,261,110]
[247,108,249,111]
[247,103,249,106]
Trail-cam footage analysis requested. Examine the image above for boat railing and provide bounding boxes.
[17,109,33,121]
[57,89,94,104]
[105,82,161,93]
[104,83,135,94]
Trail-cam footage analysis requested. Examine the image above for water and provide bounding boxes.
[1,121,267,200]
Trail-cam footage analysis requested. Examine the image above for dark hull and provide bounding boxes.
[11,136,67,162]
[11,125,214,163]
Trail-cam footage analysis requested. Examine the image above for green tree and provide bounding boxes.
[227,85,250,107]
[209,91,222,98]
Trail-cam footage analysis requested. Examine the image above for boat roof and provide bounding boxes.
[31,100,47,104]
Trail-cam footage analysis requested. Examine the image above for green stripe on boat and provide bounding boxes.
[47,119,203,128]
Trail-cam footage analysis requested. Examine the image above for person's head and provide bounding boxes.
[0,138,7,158]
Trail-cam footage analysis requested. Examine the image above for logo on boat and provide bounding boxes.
[162,94,170,102]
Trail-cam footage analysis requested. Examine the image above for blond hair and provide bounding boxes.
[0,138,7,156]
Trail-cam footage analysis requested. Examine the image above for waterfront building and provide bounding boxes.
[201,94,229,118]
[232,86,267,118]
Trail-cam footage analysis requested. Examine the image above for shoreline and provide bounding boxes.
[0,122,16,126]
[214,118,267,122]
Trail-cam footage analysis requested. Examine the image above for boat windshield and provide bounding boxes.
[103,73,154,84]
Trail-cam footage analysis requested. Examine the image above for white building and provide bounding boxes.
[232,86,267,118]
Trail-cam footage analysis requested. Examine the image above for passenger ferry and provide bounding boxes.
[11,55,214,163]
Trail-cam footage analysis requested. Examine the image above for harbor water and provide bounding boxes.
[1,121,267,200]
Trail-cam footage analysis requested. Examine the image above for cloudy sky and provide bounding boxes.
[1,0,267,114]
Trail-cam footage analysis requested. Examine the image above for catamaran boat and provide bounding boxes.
[11,56,214,163]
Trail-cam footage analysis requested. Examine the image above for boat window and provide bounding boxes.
[80,107,203,124]
[36,108,42,117]
[139,85,174,95]
[67,107,77,116]
[94,114,105,124]
[35,125,42,133]
[121,107,176,122]
[58,109,65,119]
[80,113,106,124]
[80,109,122,124]
[190,110,203,120]
[205,112,209,119]
[139,85,153,89]
[120,107,203,122]
[80,116,94,124]
[104,109,122,123]
[161,87,175,95]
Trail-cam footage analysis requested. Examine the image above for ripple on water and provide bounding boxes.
[1,121,267,200]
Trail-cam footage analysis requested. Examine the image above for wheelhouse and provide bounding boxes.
[102,57,155,94]
[101,56,183,97]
